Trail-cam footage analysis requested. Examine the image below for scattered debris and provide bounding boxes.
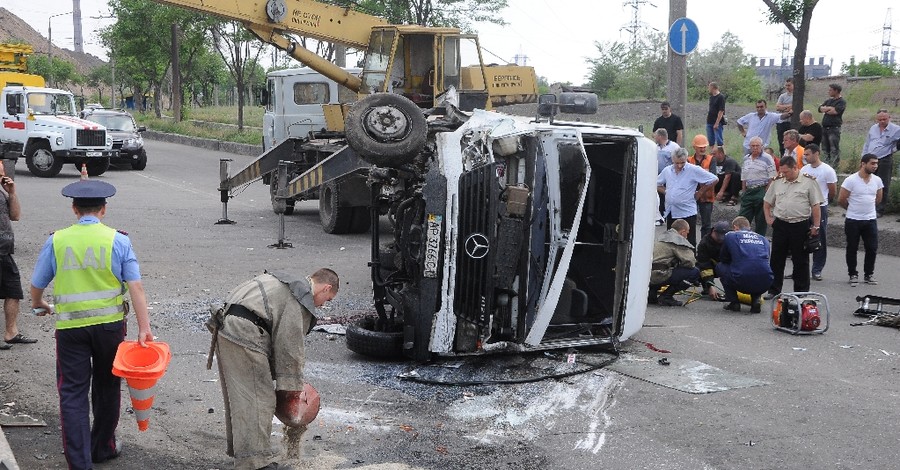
[208,408,215,413]
[0,412,46,427]
[839,345,853,349]
[658,358,670,366]
[399,424,414,432]
[880,350,893,356]
[435,445,449,455]
[792,348,807,351]
[311,324,347,335]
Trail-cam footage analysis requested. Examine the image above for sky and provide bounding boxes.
[7,0,897,84]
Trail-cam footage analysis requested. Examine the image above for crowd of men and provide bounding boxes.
[652,80,900,310]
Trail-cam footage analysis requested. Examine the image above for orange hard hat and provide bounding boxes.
[692,135,709,147]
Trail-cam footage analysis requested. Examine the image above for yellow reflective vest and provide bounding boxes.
[52,223,125,329]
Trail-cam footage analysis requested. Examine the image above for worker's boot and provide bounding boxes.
[749,296,762,314]
[657,294,683,307]
[723,301,741,312]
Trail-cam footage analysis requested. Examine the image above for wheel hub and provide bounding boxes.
[32,149,54,170]
[364,106,409,140]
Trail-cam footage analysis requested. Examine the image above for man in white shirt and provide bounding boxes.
[655,128,681,225]
[838,154,883,287]
[800,144,837,281]
[736,99,787,155]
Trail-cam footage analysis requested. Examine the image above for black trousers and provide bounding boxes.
[769,218,811,294]
[776,121,792,155]
[56,320,126,469]
[845,218,878,277]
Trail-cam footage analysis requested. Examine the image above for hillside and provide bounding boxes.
[0,7,106,75]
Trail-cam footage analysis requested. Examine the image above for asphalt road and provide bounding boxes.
[1,140,899,470]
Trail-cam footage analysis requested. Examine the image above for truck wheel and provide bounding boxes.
[86,158,110,176]
[25,142,63,178]
[131,149,148,170]
[349,207,371,233]
[345,93,427,168]
[270,179,294,215]
[345,316,404,360]
[319,182,352,234]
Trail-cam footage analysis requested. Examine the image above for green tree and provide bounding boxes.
[762,0,819,127]
[86,65,113,105]
[687,32,758,100]
[26,55,78,88]
[841,57,898,77]
[100,0,207,117]
[355,0,508,30]
[585,41,629,99]
[209,21,264,130]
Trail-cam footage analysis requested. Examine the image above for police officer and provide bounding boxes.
[30,180,153,469]
[762,156,823,299]
[716,217,774,313]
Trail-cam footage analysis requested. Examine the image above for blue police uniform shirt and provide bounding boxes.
[721,230,773,291]
[31,216,141,289]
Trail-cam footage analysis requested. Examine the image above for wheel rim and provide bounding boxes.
[363,105,410,141]
[32,149,54,170]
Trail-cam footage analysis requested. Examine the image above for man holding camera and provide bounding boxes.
[0,164,35,350]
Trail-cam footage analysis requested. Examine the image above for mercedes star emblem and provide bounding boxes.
[465,233,490,259]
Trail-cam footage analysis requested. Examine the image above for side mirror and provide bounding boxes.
[558,92,598,115]
[537,93,558,118]
[137,126,147,133]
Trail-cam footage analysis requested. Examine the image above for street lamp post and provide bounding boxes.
[48,11,73,88]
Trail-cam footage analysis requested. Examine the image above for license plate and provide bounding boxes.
[86,152,102,157]
[423,214,443,278]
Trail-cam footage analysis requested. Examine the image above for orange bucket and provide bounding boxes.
[112,341,172,431]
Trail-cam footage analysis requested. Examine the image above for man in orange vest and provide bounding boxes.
[689,134,718,239]
[30,180,153,469]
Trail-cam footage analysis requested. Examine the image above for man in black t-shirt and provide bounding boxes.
[712,146,741,205]
[818,83,846,167]
[653,101,684,147]
[706,82,726,146]
[797,110,823,147]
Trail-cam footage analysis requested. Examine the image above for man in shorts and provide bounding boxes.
[0,164,36,349]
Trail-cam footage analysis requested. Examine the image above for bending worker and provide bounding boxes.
[207,269,338,470]
[716,216,774,313]
[31,180,153,469]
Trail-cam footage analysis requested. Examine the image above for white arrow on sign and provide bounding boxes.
[680,23,688,54]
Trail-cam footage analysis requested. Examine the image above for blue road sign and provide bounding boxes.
[668,18,699,55]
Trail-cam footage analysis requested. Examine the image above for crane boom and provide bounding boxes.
[154,0,386,48]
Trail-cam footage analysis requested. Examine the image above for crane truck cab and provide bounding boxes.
[261,67,361,151]
[0,86,117,177]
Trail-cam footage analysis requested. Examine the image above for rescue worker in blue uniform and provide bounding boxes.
[716,216,774,313]
[30,180,153,470]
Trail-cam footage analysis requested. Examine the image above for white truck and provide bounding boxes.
[0,86,117,177]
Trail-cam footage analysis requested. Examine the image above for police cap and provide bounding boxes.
[61,180,116,207]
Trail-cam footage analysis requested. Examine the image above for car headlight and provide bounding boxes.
[107,135,113,147]
[56,136,65,146]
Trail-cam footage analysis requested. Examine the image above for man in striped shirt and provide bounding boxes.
[739,137,777,235]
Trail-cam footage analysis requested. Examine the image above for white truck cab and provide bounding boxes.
[0,86,117,177]
[262,68,361,151]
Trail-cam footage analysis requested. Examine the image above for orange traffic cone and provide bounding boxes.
[112,341,172,431]
[80,163,88,180]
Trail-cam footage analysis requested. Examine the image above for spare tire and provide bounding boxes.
[345,93,427,168]
[345,316,404,360]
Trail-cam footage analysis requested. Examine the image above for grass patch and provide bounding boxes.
[134,111,263,146]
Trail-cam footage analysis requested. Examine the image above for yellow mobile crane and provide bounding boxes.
[156,0,538,234]
[156,0,537,112]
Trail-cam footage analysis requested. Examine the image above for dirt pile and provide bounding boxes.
[0,7,106,75]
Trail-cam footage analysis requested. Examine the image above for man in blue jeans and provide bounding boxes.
[706,82,726,146]
[838,154,883,286]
